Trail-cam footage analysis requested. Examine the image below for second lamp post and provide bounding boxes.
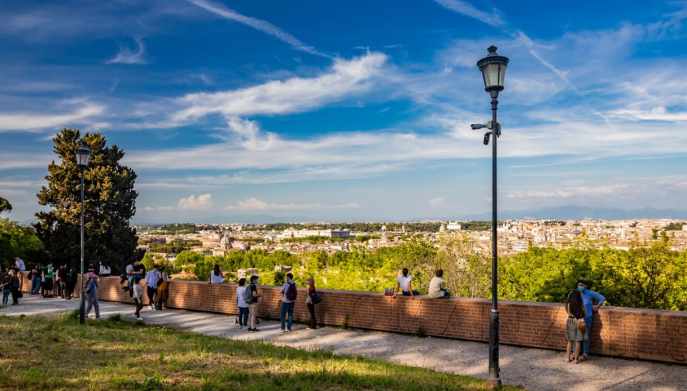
[76,142,91,324]
[473,45,509,388]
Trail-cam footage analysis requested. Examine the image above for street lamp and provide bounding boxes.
[473,45,508,388]
[76,142,91,324]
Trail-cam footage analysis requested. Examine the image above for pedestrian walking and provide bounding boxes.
[145,265,161,310]
[280,272,297,333]
[84,266,100,319]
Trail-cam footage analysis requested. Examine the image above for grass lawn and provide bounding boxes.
[0,313,523,390]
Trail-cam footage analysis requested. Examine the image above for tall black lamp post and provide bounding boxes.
[76,142,91,324]
[472,45,509,388]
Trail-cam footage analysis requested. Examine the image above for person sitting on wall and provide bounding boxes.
[576,279,606,361]
[394,268,415,298]
[428,269,450,298]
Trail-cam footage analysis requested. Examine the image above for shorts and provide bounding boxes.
[132,284,144,300]
[566,317,587,342]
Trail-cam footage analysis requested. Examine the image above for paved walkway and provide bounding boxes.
[2,296,685,391]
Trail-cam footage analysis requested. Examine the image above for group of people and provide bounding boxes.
[564,280,606,363]
[27,263,79,299]
[122,260,170,320]
[393,268,451,298]
[209,265,321,333]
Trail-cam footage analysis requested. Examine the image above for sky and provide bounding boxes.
[2,0,687,224]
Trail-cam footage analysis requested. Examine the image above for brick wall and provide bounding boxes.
[27,273,687,364]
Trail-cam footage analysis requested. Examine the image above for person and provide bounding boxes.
[29,265,41,295]
[0,269,11,307]
[280,272,297,333]
[246,275,261,332]
[155,266,170,310]
[428,269,450,298]
[56,264,67,298]
[236,278,249,329]
[145,265,161,310]
[14,257,26,272]
[565,289,587,363]
[84,265,100,319]
[8,269,20,305]
[305,277,320,329]
[65,266,77,300]
[394,268,415,297]
[41,263,55,298]
[576,280,606,361]
[125,262,135,297]
[14,257,25,292]
[209,264,224,284]
[132,262,146,320]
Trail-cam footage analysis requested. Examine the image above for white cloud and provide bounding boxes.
[225,197,359,211]
[433,0,503,27]
[170,52,387,123]
[177,193,213,210]
[0,102,105,132]
[106,37,146,65]
[507,184,631,200]
[186,0,328,58]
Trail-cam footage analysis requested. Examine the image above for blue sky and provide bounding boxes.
[2,0,687,223]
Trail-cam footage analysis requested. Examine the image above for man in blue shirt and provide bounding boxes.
[577,280,606,360]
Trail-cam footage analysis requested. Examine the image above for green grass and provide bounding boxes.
[0,314,523,390]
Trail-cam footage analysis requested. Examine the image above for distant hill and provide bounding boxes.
[462,206,687,220]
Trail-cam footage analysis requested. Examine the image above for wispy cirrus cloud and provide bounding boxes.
[186,0,329,58]
[168,52,387,124]
[0,101,105,132]
[433,0,504,27]
[106,37,146,65]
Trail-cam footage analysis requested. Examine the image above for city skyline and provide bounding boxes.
[3,0,687,223]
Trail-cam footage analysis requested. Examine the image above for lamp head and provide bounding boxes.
[76,142,91,168]
[477,45,509,95]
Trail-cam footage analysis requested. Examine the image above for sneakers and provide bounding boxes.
[136,316,143,321]
[248,328,259,332]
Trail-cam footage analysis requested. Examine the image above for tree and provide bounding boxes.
[0,218,43,266]
[34,129,138,273]
[0,197,12,214]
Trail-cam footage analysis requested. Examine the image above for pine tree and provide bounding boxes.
[34,129,138,273]
[0,197,11,214]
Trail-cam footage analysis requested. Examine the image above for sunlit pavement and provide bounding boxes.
[3,295,685,391]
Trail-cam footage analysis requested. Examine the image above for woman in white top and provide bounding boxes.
[209,264,224,284]
[394,268,414,297]
[428,269,450,298]
[236,278,249,329]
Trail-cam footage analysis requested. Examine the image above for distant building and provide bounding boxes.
[446,222,462,231]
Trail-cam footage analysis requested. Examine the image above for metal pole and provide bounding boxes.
[79,170,86,324]
[488,92,501,387]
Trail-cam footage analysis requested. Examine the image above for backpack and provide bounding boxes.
[285,282,297,301]
[244,284,255,304]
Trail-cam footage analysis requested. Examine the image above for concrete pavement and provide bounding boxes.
[2,295,685,391]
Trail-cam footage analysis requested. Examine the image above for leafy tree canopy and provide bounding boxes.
[34,129,138,273]
[0,197,12,214]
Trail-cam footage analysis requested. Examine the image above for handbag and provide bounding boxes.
[576,318,586,334]
[310,292,322,304]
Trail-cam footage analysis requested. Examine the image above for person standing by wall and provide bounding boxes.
[41,263,55,298]
[14,257,25,293]
[145,265,161,310]
[1,269,11,307]
[84,265,100,319]
[305,278,320,329]
[155,266,170,310]
[565,289,587,363]
[132,262,146,320]
[8,269,20,305]
[576,280,606,361]
[30,265,41,295]
[236,278,249,329]
[280,272,297,333]
[247,275,261,332]
[209,264,224,284]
